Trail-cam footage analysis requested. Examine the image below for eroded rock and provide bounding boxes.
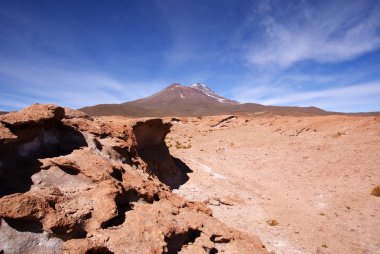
[0,104,64,127]
[0,104,268,254]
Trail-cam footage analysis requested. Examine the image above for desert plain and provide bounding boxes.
[1,105,379,254]
[101,114,380,254]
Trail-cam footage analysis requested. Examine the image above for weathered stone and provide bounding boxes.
[0,104,268,254]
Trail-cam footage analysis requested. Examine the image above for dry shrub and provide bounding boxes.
[266,219,278,226]
[371,185,380,197]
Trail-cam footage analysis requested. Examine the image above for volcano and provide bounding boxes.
[80,83,329,117]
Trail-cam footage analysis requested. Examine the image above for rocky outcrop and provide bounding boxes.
[0,104,268,254]
[132,119,191,188]
[211,116,237,128]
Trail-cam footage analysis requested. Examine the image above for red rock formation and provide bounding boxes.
[0,104,267,254]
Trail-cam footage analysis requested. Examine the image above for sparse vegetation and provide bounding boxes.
[334,131,347,138]
[371,185,380,197]
[174,141,192,149]
[266,219,278,226]
[322,243,328,248]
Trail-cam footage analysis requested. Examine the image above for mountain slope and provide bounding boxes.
[129,83,239,107]
[80,83,329,117]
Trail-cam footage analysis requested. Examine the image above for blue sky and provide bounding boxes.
[1,0,380,112]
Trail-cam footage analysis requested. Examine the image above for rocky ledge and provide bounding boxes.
[0,104,267,254]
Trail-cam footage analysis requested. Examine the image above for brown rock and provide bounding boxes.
[0,104,64,126]
[0,104,268,254]
[63,107,92,120]
[132,119,191,188]
[0,123,17,144]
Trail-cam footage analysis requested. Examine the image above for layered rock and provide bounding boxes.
[0,104,267,254]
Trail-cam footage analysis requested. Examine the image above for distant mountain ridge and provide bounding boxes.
[79,83,335,117]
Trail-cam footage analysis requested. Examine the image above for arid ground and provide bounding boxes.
[104,114,380,254]
[2,105,378,253]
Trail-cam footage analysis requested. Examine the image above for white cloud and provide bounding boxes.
[232,81,380,112]
[231,84,286,103]
[0,63,163,110]
[0,92,33,110]
[229,70,359,103]
[261,82,380,105]
[228,1,380,112]
[247,1,380,68]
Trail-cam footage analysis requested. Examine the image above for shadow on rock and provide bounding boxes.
[171,156,192,187]
[0,124,87,197]
[137,145,192,189]
[133,119,193,189]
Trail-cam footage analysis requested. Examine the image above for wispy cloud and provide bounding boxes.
[228,0,380,112]
[0,92,33,110]
[232,81,380,112]
[230,65,372,102]
[1,0,379,112]
[0,62,163,110]
[247,0,380,69]
[262,82,380,104]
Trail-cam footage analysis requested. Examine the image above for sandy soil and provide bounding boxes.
[102,115,380,254]
[164,115,380,254]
